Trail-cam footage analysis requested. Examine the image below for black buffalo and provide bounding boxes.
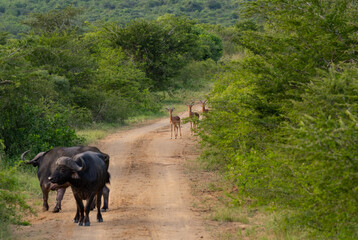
[48,151,110,226]
[21,146,110,212]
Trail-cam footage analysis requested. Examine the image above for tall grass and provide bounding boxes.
[0,160,38,238]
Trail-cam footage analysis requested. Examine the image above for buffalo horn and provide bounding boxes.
[21,150,30,160]
[26,151,46,165]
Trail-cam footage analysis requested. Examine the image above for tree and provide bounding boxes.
[0,32,8,45]
[106,15,222,90]
[22,5,82,34]
[194,24,223,62]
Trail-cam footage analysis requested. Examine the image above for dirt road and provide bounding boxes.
[14,112,211,240]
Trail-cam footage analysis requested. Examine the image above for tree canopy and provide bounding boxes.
[107,14,222,90]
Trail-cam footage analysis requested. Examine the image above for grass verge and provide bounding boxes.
[0,162,40,239]
[184,142,311,240]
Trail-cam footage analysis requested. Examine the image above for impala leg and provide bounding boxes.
[179,122,182,138]
[174,125,176,139]
[170,124,173,139]
[190,121,193,135]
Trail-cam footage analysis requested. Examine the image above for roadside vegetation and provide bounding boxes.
[197,0,358,239]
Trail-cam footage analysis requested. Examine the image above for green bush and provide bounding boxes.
[0,102,82,158]
[276,65,358,237]
[68,106,93,128]
[173,59,222,90]
[0,157,34,238]
[198,0,358,238]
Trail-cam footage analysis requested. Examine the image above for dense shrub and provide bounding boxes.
[0,166,33,225]
[277,65,358,237]
[0,102,82,157]
[0,143,34,238]
[198,0,358,238]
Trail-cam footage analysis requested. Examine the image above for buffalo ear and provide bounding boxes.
[71,172,80,179]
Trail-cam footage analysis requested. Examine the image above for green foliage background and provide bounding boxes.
[0,6,223,158]
[198,0,358,238]
[0,0,240,37]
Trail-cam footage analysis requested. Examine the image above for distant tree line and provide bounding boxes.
[0,0,240,37]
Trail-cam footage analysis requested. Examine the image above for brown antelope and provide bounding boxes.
[199,100,209,114]
[186,102,200,134]
[165,108,182,139]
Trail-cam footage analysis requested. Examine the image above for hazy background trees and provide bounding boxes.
[0,0,239,37]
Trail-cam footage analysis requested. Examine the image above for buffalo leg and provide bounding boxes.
[53,187,67,213]
[74,195,85,226]
[41,185,49,211]
[96,191,103,222]
[84,194,96,226]
[101,185,110,212]
[73,201,80,223]
[90,196,96,211]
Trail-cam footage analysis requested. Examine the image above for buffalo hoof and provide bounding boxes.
[85,222,90,226]
[52,207,61,213]
[42,205,49,211]
[74,219,79,223]
[97,218,103,222]
[100,208,107,212]
[78,222,83,226]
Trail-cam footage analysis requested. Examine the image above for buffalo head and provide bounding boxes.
[48,156,86,185]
